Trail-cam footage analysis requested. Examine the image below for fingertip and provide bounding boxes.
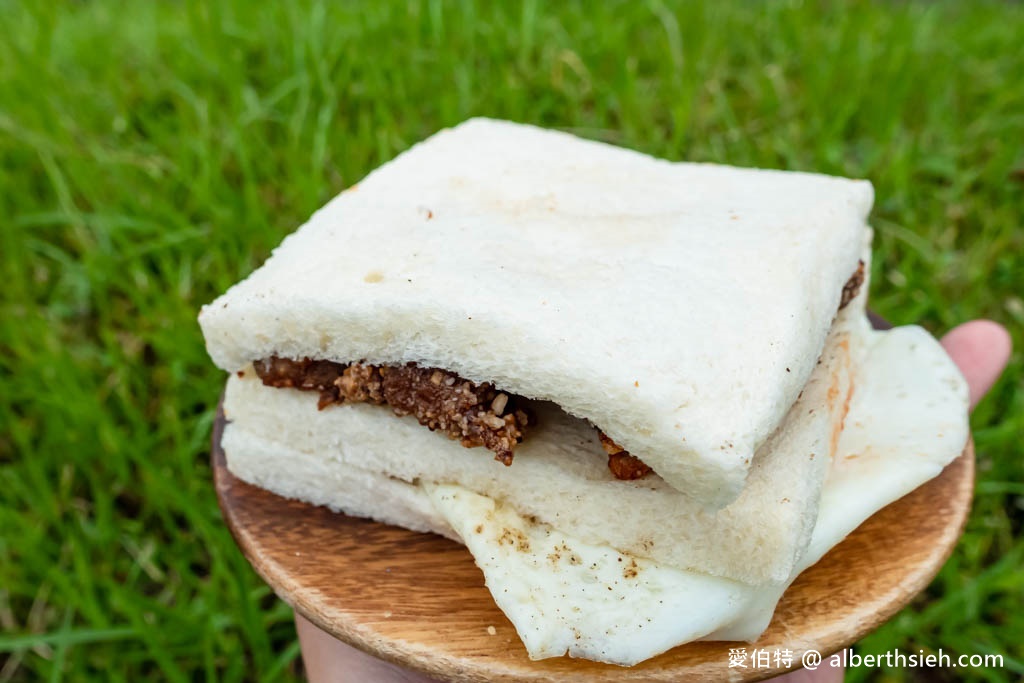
[940,319,1012,409]
[941,319,1012,366]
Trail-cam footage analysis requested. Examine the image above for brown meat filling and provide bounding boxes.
[598,432,653,480]
[251,264,867,481]
[254,358,531,466]
[839,260,865,310]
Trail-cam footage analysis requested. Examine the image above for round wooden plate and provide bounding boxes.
[212,409,974,682]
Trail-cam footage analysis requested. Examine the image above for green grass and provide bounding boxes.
[0,1,1021,681]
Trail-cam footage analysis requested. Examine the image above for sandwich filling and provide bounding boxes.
[252,262,865,481]
[253,358,533,465]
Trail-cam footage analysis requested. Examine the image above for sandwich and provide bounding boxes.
[199,119,970,665]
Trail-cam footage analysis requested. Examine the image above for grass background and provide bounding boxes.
[1,1,1021,681]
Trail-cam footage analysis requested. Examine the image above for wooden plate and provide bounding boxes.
[212,409,973,682]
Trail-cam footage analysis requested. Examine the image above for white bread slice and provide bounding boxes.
[221,289,867,586]
[201,118,873,508]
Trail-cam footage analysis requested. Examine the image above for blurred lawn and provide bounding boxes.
[1,1,1021,681]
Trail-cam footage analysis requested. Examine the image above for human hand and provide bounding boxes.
[295,320,1012,683]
